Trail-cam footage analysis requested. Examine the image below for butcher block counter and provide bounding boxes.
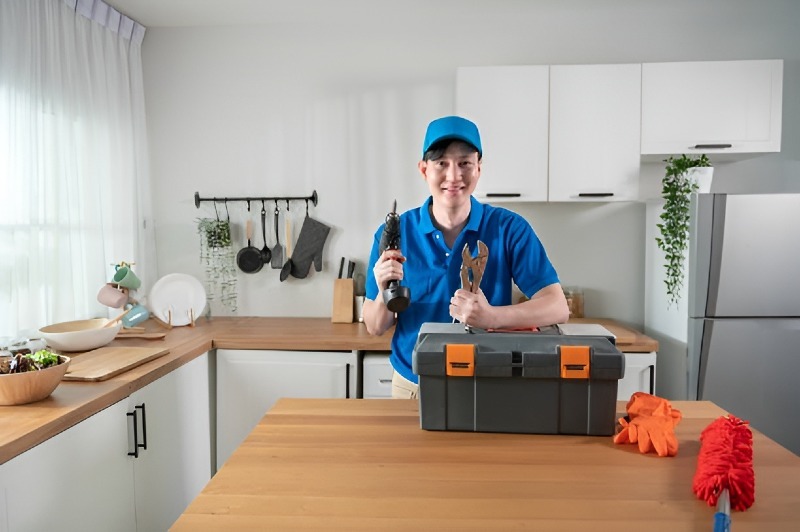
[0,316,653,465]
[173,398,800,531]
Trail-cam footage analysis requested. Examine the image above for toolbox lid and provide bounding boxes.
[412,323,623,380]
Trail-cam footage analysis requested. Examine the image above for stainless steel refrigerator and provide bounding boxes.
[687,193,800,455]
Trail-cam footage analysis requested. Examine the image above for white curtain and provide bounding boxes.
[0,0,155,338]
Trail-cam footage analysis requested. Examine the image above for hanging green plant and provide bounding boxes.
[655,154,711,307]
[197,218,237,313]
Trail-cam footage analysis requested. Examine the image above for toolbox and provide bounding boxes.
[412,323,624,436]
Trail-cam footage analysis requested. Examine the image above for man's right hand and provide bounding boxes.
[372,249,405,292]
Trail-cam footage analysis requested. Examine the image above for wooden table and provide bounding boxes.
[173,399,799,531]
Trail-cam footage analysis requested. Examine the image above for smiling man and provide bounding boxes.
[363,115,569,399]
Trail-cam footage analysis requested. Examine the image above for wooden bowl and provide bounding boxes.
[39,318,121,352]
[0,355,71,406]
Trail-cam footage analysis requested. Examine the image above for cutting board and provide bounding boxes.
[63,346,170,382]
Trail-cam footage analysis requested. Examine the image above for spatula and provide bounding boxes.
[270,202,283,269]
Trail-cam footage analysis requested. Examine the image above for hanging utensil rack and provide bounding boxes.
[194,190,318,209]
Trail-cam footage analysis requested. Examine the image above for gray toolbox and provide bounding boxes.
[412,323,624,436]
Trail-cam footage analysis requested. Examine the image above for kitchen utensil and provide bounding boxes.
[121,304,150,328]
[237,219,263,274]
[112,265,141,290]
[346,260,355,279]
[40,319,122,352]
[338,257,345,278]
[62,346,169,381]
[96,283,129,308]
[280,211,294,282]
[270,202,283,269]
[147,273,207,327]
[0,355,70,405]
[260,203,271,265]
[105,307,133,328]
[116,331,166,340]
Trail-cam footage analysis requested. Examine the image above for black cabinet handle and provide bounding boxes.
[345,363,351,399]
[692,144,732,149]
[127,410,139,458]
[485,193,521,198]
[135,403,147,451]
[648,365,656,395]
[578,192,614,198]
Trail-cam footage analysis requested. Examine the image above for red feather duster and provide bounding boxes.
[692,415,756,511]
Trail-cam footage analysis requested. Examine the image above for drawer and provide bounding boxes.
[363,353,393,398]
[618,352,657,400]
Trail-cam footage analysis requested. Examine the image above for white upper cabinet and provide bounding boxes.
[549,64,642,202]
[456,66,550,202]
[641,60,783,157]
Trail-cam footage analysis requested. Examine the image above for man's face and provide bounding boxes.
[419,141,481,209]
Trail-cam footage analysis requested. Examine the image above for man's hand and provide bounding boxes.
[372,249,405,292]
[450,288,494,328]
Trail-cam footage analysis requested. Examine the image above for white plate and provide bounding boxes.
[147,274,207,326]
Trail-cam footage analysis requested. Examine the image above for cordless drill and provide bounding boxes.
[379,200,411,313]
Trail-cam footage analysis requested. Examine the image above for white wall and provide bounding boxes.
[141,0,800,329]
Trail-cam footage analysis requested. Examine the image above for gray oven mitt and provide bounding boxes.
[289,216,331,279]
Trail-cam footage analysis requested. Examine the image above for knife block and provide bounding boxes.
[331,278,354,323]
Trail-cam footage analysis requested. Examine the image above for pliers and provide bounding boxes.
[460,240,489,294]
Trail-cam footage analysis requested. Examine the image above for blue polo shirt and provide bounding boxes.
[366,196,560,384]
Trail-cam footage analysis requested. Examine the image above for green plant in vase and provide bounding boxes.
[655,154,711,307]
[197,218,238,313]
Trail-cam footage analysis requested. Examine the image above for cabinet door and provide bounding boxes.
[362,352,393,398]
[549,64,641,202]
[641,59,783,156]
[456,66,549,202]
[617,352,657,400]
[3,401,136,532]
[216,349,357,468]
[129,353,211,532]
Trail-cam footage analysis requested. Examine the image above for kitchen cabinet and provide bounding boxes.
[641,59,783,158]
[2,400,136,532]
[456,64,640,202]
[617,352,657,400]
[0,353,211,532]
[362,352,393,398]
[549,64,641,202]
[216,349,358,469]
[456,66,550,202]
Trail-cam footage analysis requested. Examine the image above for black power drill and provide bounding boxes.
[379,200,411,313]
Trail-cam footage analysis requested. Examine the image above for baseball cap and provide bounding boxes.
[422,116,482,158]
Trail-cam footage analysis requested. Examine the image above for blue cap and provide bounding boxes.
[422,116,482,157]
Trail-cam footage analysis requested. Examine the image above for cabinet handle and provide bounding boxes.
[135,403,147,451]
[691,144,732,149]
[485,193,521,198]
[578,192,614,198]
[379,379,392,384]
[648,365,655,395]
[127,410,139,458]
[345,363,351,399]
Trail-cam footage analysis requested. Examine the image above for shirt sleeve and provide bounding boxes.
[365,224,384,301]
[506,214,560,297]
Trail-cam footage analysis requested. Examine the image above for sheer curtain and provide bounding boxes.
[0,0,155,338]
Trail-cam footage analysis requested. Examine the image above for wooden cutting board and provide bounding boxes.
[63,346,170,382]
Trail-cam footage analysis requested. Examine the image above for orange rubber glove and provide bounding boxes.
[613,393,682,457]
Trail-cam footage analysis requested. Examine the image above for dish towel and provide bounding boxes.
[289,216,331,279]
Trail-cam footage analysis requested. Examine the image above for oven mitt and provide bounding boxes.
[613,392,682,457]
[289,216,331,279]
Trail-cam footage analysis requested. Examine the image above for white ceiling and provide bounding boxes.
[103,0,492,28]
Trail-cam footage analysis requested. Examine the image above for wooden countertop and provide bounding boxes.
[173,398,800,531]
[0,316,655,465]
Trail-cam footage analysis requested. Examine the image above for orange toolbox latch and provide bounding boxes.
[446,344,475,377]
[560,345,591,379]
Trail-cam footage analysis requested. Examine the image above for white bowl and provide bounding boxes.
[39,319,122,352]
[0,355,71,405]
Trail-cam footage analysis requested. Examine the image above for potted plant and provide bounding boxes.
[655,154,712,307]
[197,217,238,313]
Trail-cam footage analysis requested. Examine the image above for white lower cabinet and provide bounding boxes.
[0,353,211,532]
[618,352,657,401]
[362,352,393,398]
[216,349,358,469]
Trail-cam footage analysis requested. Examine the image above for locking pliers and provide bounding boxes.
[460,240,489,294]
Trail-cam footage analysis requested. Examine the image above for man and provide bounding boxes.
[363,115,569,399]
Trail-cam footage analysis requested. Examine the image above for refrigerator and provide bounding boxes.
[687,193,800,455]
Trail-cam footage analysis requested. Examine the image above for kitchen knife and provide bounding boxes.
[338,257,345,279]
[346,261,355,279]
